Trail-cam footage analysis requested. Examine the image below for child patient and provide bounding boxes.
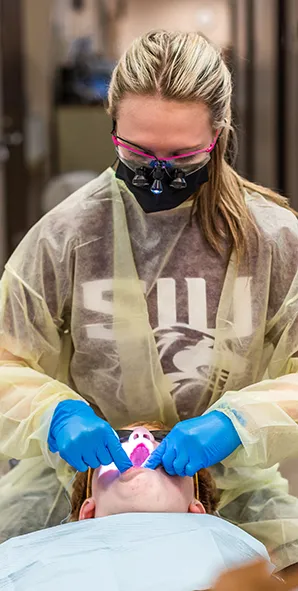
[71,420,219,521]
[0,421,272,591]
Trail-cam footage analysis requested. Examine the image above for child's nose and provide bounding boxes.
[128,427,155,445]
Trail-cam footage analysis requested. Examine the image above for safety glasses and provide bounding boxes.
[116,429,169,444]
[111,131,219,176]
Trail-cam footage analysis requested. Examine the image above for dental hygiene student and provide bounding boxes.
[0,30,298,573]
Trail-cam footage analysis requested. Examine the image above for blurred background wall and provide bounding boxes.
[0,0,297,490]
[114,0,231,53]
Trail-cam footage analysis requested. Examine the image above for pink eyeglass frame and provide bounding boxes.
[111,130,220,163]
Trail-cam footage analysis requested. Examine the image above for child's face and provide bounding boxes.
[79,427,205,519]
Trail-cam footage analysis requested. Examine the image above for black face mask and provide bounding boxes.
[115,161,209,213]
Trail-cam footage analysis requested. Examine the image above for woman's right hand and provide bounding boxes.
[48,400,133,472]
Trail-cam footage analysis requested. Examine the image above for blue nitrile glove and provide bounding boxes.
[48,400,133,473]
[144,411,241,476]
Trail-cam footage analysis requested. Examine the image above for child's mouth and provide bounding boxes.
[129,443,151,467]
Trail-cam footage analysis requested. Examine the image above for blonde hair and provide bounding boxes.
[108,30,296,259]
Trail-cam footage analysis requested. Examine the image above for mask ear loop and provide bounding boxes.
[86,467,93,499]
[194,472,199,501]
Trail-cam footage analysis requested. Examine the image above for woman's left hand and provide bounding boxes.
[144,411,241,476]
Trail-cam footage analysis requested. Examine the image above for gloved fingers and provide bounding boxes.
[61,449,88,472]
[107,434,133,473]
[143,439,166,470]
[94,444,114,467]
[185,460,199,477]
[79,445,115,470]
[82,453,101,470]
[172,447,189,476]
[161,442,178,476]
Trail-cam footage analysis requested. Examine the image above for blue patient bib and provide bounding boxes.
[0,513,272,590]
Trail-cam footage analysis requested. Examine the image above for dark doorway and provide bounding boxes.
[0,0,28,256]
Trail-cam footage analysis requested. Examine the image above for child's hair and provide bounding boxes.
[70,421,219,521]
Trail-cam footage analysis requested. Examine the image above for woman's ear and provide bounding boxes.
[79,498,96,520]
[188,500,206,514]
